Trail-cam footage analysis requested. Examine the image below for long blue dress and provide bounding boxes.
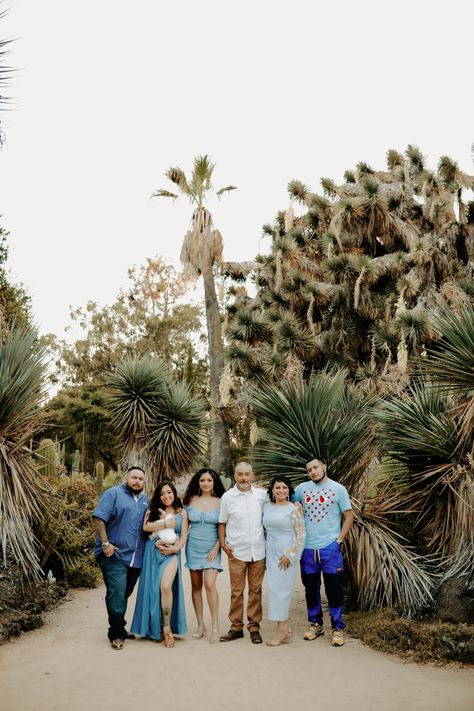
[263,502,305,621]
[131,513,187,640]
[185,505,222,572]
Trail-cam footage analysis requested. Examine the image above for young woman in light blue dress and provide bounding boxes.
[131,480,188,648]
[183,468,225,644]
[263,475,305,646]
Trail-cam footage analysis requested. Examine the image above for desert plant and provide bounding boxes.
[107,355,208,489]
[0,323,49,578]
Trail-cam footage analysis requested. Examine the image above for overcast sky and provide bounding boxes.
[0,0,473,339]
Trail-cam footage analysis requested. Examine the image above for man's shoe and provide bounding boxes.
[219,629,244,642]
[110,638,124,650]
[331,629,345,646]
[303,623,324,641]
[250,630,263,644]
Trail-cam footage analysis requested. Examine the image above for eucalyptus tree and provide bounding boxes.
[152,156,236,473]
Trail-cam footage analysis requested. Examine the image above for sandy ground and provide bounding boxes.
[0,557,472,711]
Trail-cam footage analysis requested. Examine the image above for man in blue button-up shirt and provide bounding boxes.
[93,466,148,650]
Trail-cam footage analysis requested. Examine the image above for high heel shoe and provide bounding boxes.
[209,628,220,644]
[192,625,206,640]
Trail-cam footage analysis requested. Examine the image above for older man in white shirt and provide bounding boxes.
[218,461,266,644]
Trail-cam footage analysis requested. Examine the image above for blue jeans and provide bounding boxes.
[300,541,346,630]
[97,554,141,641]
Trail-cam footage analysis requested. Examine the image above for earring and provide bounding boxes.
[211,489,214,495]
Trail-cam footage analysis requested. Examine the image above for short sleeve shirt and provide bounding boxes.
[294,478,351,550]
[92,484,148,567]
[219,485,266,562]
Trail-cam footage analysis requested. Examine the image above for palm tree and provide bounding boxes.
[0,323,49,578]
[152,156,236,473]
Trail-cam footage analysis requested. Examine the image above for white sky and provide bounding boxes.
[0,0,473,339]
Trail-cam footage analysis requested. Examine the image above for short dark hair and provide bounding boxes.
[183,468,225,505]
[267,475,294,503]
[126,465,145,475]
[305,457,326,466]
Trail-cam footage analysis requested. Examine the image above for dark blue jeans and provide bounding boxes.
[97,554,141,641]
[300,541,346,630]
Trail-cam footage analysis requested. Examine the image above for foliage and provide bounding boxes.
[35,473,100,588]
[0,324,49,578]
[44,256,205,474]
[347,610,474,664]
[251,370,377,489]
[0,227,32,330]
[107,356,208,488]
[153,155,235,473]
[225,146,474,396]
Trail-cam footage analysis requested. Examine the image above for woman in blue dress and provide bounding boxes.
[183,468,225,644]
[131,480,188,648]
[263,475,305,646]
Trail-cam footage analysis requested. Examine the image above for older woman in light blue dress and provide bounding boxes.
[183,468,225,644]
[263,475,305,646]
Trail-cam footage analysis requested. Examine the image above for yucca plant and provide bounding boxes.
[107,355,208,490]
[422,305,474,439]
[250,369,377,489]
[0,324,49,578]
[378,382,474,585]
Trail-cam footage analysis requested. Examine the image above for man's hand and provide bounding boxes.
[103,543,117,558]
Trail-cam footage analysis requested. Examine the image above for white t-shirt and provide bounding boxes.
[219,485,267,562]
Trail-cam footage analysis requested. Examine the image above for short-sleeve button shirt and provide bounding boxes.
[219,485,266,562]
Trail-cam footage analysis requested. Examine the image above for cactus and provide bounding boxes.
[95,461,104,494]
[72,448,81,474]
[37,438,58,477]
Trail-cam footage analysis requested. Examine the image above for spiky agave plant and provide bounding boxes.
[108,356,208,490]
[250,370,435,613]
[378,382,474,586]
[0,324,49,578]
[250,369,377,489]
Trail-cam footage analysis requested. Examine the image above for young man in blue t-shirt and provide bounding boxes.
[294,458,353,646]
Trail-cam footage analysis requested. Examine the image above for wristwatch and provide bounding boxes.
[101,541,111,549]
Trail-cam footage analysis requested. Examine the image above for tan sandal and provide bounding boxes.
[111,638,124,650]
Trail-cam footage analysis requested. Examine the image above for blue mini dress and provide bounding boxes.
[185,505,222,572]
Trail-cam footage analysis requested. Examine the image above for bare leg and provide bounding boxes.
[189,570,206,638]
[203,569,219,643]
[160,556,178,648]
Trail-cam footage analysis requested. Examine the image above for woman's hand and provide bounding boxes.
[278,555,290,570]
[222,543,233,558]
[207,543,219,563]
[156,542,178,555]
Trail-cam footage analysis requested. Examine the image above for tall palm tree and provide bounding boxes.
[152,156,236,473]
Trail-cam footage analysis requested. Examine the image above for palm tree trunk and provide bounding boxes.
[202,263,231,473]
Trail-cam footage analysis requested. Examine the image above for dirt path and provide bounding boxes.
[0,560,472,711]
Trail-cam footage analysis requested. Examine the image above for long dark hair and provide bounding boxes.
[183,468,225,505]
[149,480,183,522]
[267,475,294,503]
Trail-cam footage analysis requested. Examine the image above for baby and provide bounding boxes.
[149,512,177,545]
